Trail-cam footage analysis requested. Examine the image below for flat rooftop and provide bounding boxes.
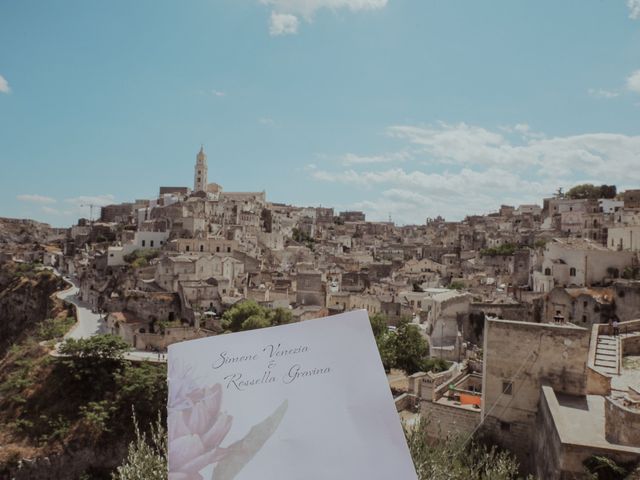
[545,387,640,454]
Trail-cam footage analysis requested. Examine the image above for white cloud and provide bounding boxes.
[212,90,226,97]
[41,206,73,216]
[309,122,640,224]
[627,70,640,93]
[341,151,411,165]
[0,75,9,94]
[17,194,56,204]
[386,122,640,181]
[588,88,620,99]
[65,194,115,207]
[269,12,300,35]
[259,117,276,125]
[262,0,387,35]
[628,0,640,19]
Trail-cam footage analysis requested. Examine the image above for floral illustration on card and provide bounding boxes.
[168,360,288,480]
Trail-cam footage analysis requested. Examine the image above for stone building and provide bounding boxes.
[295,270,324,306]
[482,319,592,472]
[482,318,640,478]
[533,238,635,292]
[544,287,614,326]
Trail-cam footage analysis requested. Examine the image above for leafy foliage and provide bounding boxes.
[369,313,388,339]
[405,418,530,480]
[123,249,160,269]
[59,334,130,360]
[622,267,640,280]
[448,281,466,291]
[583,455,632,480]
[369,315,448,375]
[112,414,167,480]
[292,228,314,244]
[566,184,616,200]
[394,320,430,374]
[534,239,547,249]
[221,300,292,332]
[480,243,519,257]
[37,316,75,341]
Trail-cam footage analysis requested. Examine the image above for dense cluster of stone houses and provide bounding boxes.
[6,148,640,478]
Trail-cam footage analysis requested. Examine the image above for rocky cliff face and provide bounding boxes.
[0,218,53,245]
[0,263,64,355]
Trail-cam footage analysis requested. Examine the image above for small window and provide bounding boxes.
[141,240,146,247]
[583,301,588,308]
[200,245,204,252]
[186,245,190,252]
[216,246,220,252]
[150,240,154,247]
[502,381,513,395]
[570,268,576,277]
[582,315,587,323]
[227,247,231,253]
[544,268,551,276]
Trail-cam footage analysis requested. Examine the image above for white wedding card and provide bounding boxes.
[167,309,418,480]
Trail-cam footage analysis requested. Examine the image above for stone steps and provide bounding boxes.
[594,334,620,375]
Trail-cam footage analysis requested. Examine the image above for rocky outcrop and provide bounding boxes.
[0,218,53,245]
[3,444,128,480]
[0,264,64,355]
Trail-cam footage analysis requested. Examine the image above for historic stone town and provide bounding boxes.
[2,145,640,478]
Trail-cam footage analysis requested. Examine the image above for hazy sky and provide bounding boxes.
[1,0,640,226]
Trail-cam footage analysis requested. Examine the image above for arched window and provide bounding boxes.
[570,267,576,277]
[544,268,551,276]
[200,245,204,252]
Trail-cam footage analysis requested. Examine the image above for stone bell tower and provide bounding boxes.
[194,145,208,192]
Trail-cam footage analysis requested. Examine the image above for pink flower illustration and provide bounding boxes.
[169,363,232,480]
[168,361,288,480]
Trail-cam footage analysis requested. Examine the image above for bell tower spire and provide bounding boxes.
[194,145,208,192]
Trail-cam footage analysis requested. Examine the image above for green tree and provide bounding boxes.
[221,301,266,332]
[221,301,293,333]
[115,362,168,426]
[376,331,398,371]
[394,320,429,375]
[59,334,130,380]
[270,307,293,327]
[59,334,130,360]
[566,183,617,200]
[242,314,272,331]
[448,281,466,291]
[369,313,388,339]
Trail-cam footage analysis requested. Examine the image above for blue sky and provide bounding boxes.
[1,0,640,226]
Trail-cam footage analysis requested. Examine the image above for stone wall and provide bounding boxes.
[533,387,563,480]
[481,319,591,471]
[420,399,480,440]
[612,282,640,322]
[621,333,640,356]
[605,397,640,447]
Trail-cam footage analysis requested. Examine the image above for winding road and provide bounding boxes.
[56,275,107,339]
[53,272,164,362]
